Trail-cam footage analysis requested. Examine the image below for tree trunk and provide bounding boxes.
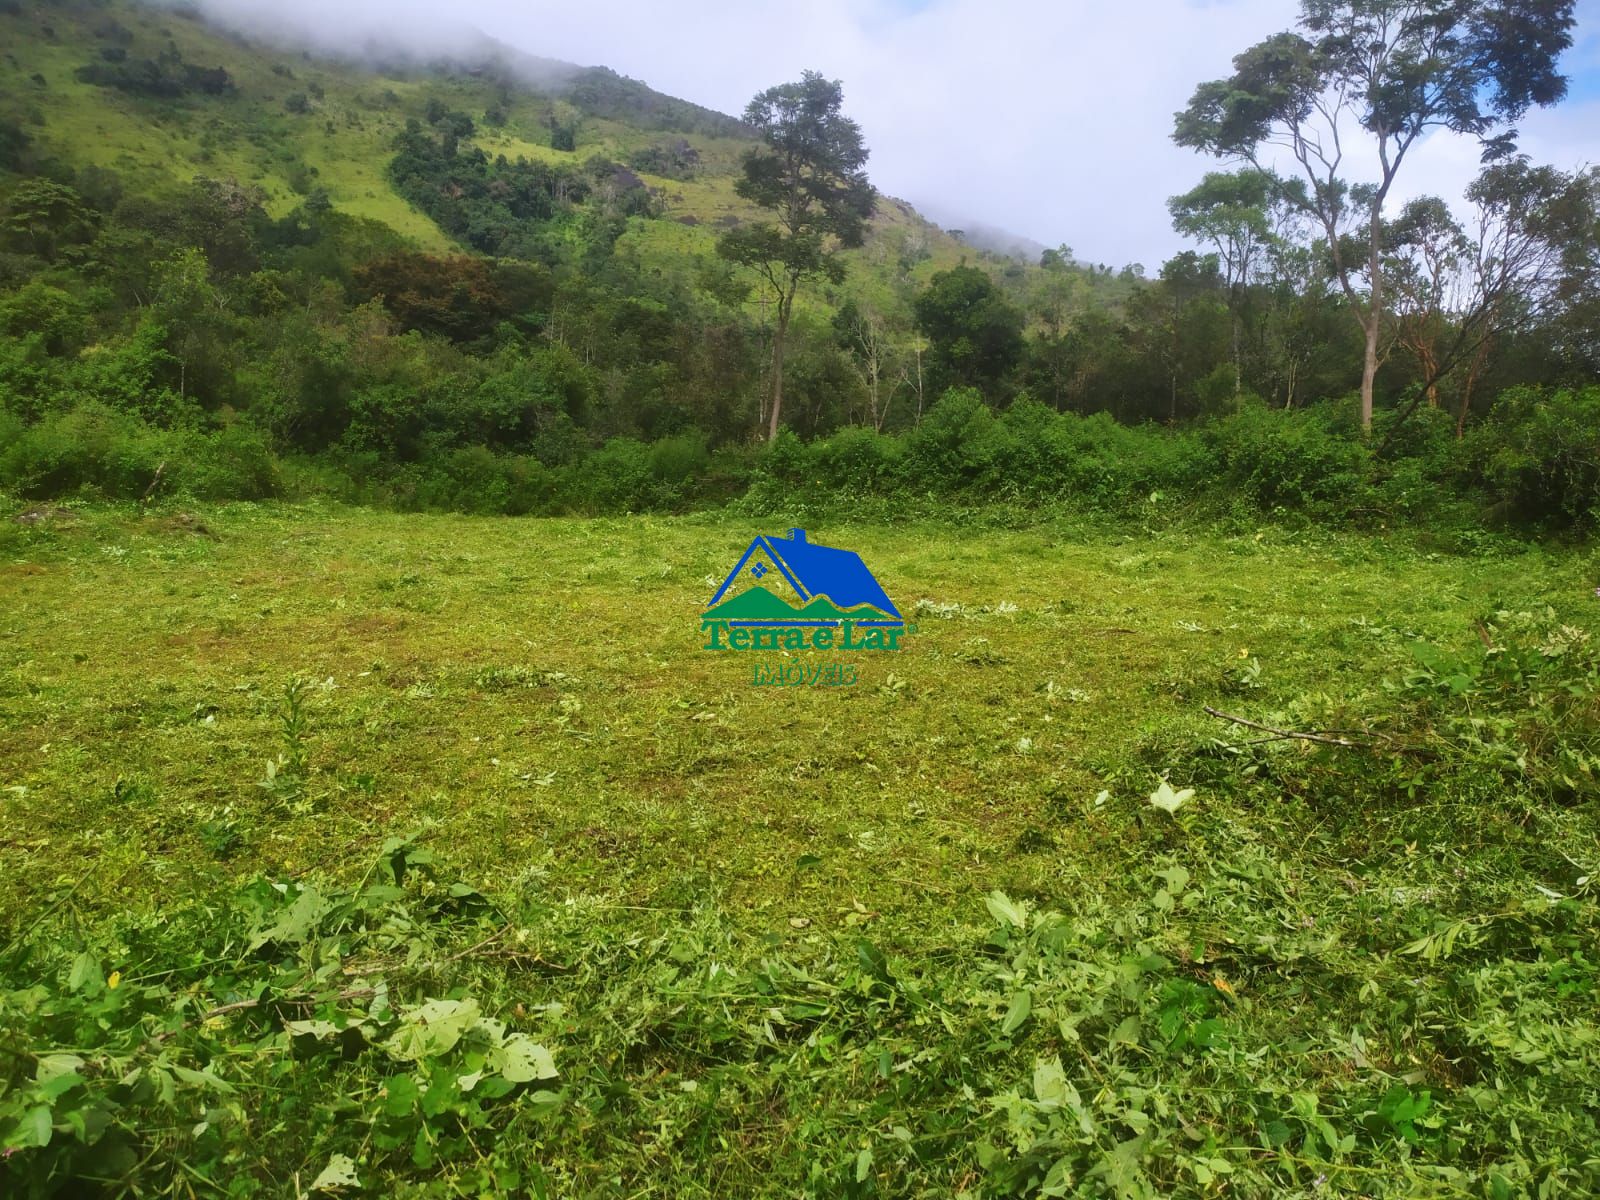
[913,345,925,424]
[1359,315,1379,432]
[1456,340,1490,439]
[1418,342,1439,407]
[1360,202,1383,432]
[1229,284,1242,396]
[1232,313,1243,397]
[1455,372,1475,439]
[866,336,880,431]
[766,292,792,442]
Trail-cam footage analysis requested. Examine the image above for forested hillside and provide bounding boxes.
[0,0,1597,528]
[0,0,1030,461]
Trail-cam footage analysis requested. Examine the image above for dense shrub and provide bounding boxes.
[647,431,710,485]
[181,423,282,501]
[1464,385,1600,529]
[901,389,1017,493]
[406,446,552,515]
[5,376,1598,531]
[1204,402,1372,515]
[811,424,904,492]
[557,438,662,513]
[0,403,168,499]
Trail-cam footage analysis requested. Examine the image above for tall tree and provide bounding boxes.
[1386,159,1598,437]
[913,265,1026,398]
[1169,171,1296,396]
[717,72,876,441]
[832,298,901,431]
[1174,0,1576,430]
[1384,196,1473,409]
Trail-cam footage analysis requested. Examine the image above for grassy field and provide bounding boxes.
[2,504,1598,1196]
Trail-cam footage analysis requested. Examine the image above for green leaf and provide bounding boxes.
[67,952,101,994]
[1108,1015,1141,1048]
[985,890,1029,929]
[383,998,481,1062]
[381,1074,418,1117]
[10,1105,53,1149]
[35,1053,84,1084]
[171,1065,236,1095]
[1033,1056,1069,1107]
[311,1152,361,1191]
[1001,990,1032,1036]
[855,1146,874,1183]
[1148,781,1195,814]
[284,1019,343,1040]
[1157,866,1190,894]
[248,884,331,950]
[495,1034,558,1083]
[855,938,891,982]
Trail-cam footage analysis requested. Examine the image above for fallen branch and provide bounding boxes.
[155,985,378,1041]
[199,986,377,1022]
[1202,706,1367,748]
[440,927,510,964]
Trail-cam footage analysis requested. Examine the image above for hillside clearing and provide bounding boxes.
[2,506,1596,1196]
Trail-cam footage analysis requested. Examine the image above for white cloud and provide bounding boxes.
[172,0,1600,266]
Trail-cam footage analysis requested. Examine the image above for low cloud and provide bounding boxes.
[160,0,1600,267]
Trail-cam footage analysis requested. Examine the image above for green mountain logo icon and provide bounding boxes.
[703,584,889,623]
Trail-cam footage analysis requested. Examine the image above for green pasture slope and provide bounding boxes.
[0,0,973,318]
[1,503,1598,1196]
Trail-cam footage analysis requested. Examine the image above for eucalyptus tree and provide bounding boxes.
[1387,160,1598,436]
[717,72,876,440]
[1175,0,1576,430]
[1169,170,1302,395]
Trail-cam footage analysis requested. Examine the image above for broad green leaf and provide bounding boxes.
[1108,1015,1141,1048]
[1148,780,1195,814]
[284,1019,343,1040]
[35,1053,84,1084]
[171,1065,236,1095]
[248,885,331,950]
[311,1152,361,1191]
[985,891,1028,929]
[1001,990,1032,1036]
[1042,1154,1074,1196]
[383,998,481,1062]
[10,1105,53,1149]
[67,952,100,994]
[855,938,891,981]
[1033,1056,1068,1107]
[495,1034,558,1083]
[381,1074,418,1117]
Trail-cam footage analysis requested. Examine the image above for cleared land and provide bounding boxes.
[1,506,1596,1196]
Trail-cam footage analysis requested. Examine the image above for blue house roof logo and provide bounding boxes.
[702,529,905,652]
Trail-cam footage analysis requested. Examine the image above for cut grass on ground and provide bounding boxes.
[3,504,1586,925]
[1,504,1597,1197]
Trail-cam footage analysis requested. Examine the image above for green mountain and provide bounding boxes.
[704,586,887,622]
[0,0,977,309]
[703,585,798,621]
[0,0,1139,506]
[795,595,889,621]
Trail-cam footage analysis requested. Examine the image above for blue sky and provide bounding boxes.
[185,0,1600,266]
